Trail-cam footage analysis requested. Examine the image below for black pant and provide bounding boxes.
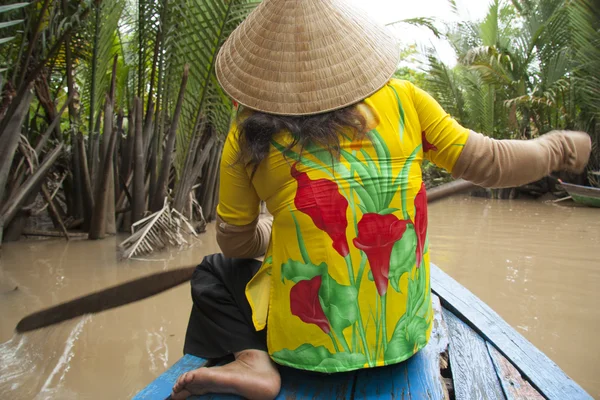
[183,254,268,359]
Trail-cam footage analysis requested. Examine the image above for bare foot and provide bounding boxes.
[171,350,281,400]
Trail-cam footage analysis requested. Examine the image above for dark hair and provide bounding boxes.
[236,105,367,169]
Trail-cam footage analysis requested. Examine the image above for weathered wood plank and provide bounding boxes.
[405,295,449,400]
[431,263,592,400]
[443,308,505,400]
[487,343,544,400]
[353,295,448,399]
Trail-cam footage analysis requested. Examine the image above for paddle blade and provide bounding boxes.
[16,266,197,333]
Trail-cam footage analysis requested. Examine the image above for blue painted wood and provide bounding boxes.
[443,308,505,400]
[353,295,448,399]
[431,263,592,400]
[132,354,207,399]
[132,354,355,399]
[275,367,355,399]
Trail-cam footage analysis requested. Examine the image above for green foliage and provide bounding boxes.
[415,0,599,176]
[272,344,367,369]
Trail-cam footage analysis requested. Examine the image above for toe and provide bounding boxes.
[173,372,188,393]
[171,389,192,400]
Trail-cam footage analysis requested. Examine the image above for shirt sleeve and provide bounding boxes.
[216,124,261,226]
[411,82,470,172]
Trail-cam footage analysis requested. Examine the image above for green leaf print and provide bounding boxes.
[272,344,331,366]
[290,209,311,264]
[379,208,400,215]
[281,259,326,283]
[388,225,418,293]
[406,316,428,349]
[388,85,406,142]
[384,317,412,360]
[384,315,427,361]
[319,275,359,334]
[318,351,368,369]
[392,144,422,220]
[368,130,392,206]
[272,344,367,370]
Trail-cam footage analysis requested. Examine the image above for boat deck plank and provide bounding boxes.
[444,308,505,400]
[487,342,544,400]
[431,263,592,400]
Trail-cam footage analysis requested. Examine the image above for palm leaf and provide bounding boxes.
[78,0,125,135]
[160,0,258,174]
[118,198,198,259]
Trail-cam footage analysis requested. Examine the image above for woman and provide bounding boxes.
[171,0,592,398]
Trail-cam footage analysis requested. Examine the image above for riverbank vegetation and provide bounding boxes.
[0,0,598,245]
[410,0,600,196]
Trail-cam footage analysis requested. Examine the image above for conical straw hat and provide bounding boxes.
[215,0,399,116]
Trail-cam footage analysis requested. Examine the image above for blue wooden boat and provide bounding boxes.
[134,264,592,400]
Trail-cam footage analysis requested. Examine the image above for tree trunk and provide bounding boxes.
[1,143,63,228]
[173,129,215,213]
[200,143,221,222]
[150,64,189,211]
[132,97,145,224]
[78,132,94,230]
[100,99,116,234]
[0,90,33,207]
[89,104,119,240]
[90,109,102,191]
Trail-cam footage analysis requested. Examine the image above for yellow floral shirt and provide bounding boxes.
[217,79,470,372]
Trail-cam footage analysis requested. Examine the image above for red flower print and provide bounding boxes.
[414,182,428,268]
[291,163,349,257]
[353,213,410,296]
[422,131,438,152]
[290,276,330,334]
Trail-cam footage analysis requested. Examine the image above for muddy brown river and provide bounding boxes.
[0,197,599,399]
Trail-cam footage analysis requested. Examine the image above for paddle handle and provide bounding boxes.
[16,179,477,333]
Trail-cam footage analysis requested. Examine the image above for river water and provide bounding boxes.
[0,197,598,399]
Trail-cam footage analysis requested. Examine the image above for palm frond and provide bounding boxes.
[118,197,198,259]
[386,17,442,39]
[0,2,30,75]
[78,0,125,135]
[161,0,258,173]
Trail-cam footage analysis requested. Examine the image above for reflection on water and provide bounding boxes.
[0,198,598,398]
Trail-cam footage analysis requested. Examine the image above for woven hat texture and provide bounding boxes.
[215,0,399,115]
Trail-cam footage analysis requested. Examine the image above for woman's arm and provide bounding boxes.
[452,130,591,188]
[215,126,272,259]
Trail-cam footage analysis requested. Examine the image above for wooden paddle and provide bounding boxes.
[15,179,477,333]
